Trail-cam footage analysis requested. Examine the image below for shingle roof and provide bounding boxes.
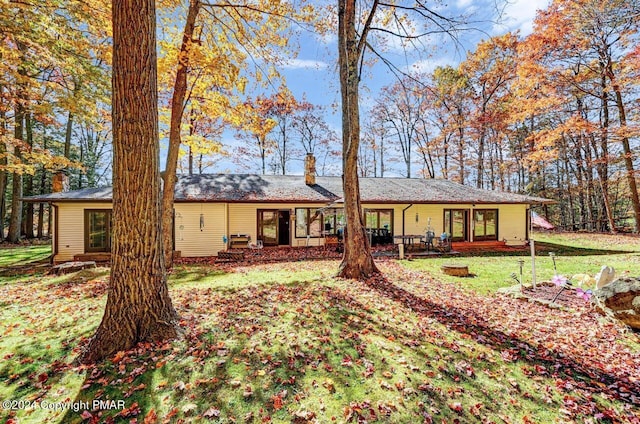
[23,174,552,204]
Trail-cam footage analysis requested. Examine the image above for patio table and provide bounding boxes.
[393,234,424,251]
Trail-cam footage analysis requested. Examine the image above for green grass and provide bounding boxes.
[0,244,52,268]
[1,233,639,423]
[402,231,640,294]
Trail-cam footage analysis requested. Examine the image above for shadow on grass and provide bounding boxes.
[455,241,635,258]
[45,275,639,423]
[54,282,486,422]
[365,274,640,410]
[0,328,95,424]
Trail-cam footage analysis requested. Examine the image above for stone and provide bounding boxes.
[593,277,640,331]
[49,261,97,275]
[441,264,469,277]
[594,265,615,289]
[572,273,596,287]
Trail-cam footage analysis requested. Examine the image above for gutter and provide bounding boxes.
[402,204,414,236]
[52,203,59,263]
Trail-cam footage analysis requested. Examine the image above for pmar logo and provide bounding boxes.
[93,400,126,410]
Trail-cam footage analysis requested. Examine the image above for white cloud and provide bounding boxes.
[456,0,475,10]
[315,32,338,46]
[497,0,550,36]
[281,59,330,70]
[407,56,456,74]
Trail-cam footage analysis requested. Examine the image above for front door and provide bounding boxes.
[444,209,469,242]
[278,210,290,245]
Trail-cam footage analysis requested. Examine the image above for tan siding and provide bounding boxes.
[54,202,112,262]
[496,204,528,245]
[400,204,446,236]
[174,203,226,256]
[228,204,257,243]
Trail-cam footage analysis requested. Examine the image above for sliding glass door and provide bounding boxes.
[258,210,278,246]
[473,209,498,241]
[444,209,469,242]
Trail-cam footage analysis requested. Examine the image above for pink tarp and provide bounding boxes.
[532,211,554,230]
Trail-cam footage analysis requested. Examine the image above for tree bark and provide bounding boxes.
[8,103,24,243]
[337,0,379,280]
[37,135,48,238]
[23,112,34,239]
[82,0,179,364]
[0,84,7,242]
[608,74,640,233]
[162,0,201,270]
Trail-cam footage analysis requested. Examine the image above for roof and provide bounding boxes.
[23,174,552,205]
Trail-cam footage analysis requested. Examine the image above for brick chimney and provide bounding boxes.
[52,171,69,193]
[304,153,316,185]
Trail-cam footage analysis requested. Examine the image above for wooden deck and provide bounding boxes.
[70,251,181,264]
[72,253,111,263]
[451,240,515,252]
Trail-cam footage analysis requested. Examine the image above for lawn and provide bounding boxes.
[0,233,639,423]
[403,231,640,294]
[0,244,51,268]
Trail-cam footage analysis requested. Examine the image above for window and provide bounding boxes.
[473,209,498,241]
[258,210,279,246]
[322,208,345,235]
[295,208,323,238]
[84,209,112,252]
[444,209,468,241]
[364,209,393,231]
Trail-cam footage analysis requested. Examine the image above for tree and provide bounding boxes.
[337,0,466,279]
[259,88,304,175]
[82,0,179,364]
[234,98,277,174]
[158,0,312,268]
[337,0,380,279]
[291,103,340,175]
[373,75,432,178]
[460,33,518,189]
[513,0,640,232]
[1,0,110,241]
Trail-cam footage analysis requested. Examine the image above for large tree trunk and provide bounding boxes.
[0,84,7,242]
[82,0,179,364]
[37,135,48,238]
[23,112,34,239]
[162,0,201,269]
[8,103,24,243]
[610,82,640,233]
[337,0,378,280]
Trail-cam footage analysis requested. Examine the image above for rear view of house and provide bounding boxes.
[26,171,550,263]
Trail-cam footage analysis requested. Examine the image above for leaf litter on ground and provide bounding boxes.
[1,257,639,423]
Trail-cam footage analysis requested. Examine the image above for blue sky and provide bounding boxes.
[212,0,550,175]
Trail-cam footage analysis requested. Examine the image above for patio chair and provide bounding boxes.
[249,239,264,255]
[325,234,340,251]
[424,231,435,251]
[435,233,451,253]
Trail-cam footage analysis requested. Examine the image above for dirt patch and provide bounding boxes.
[522,283,594,310]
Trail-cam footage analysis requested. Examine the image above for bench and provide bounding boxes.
[229,234,251,249]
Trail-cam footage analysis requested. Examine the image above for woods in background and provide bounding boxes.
[1,0,639,239]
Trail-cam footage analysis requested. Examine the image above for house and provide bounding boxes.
[26,162,551,263]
